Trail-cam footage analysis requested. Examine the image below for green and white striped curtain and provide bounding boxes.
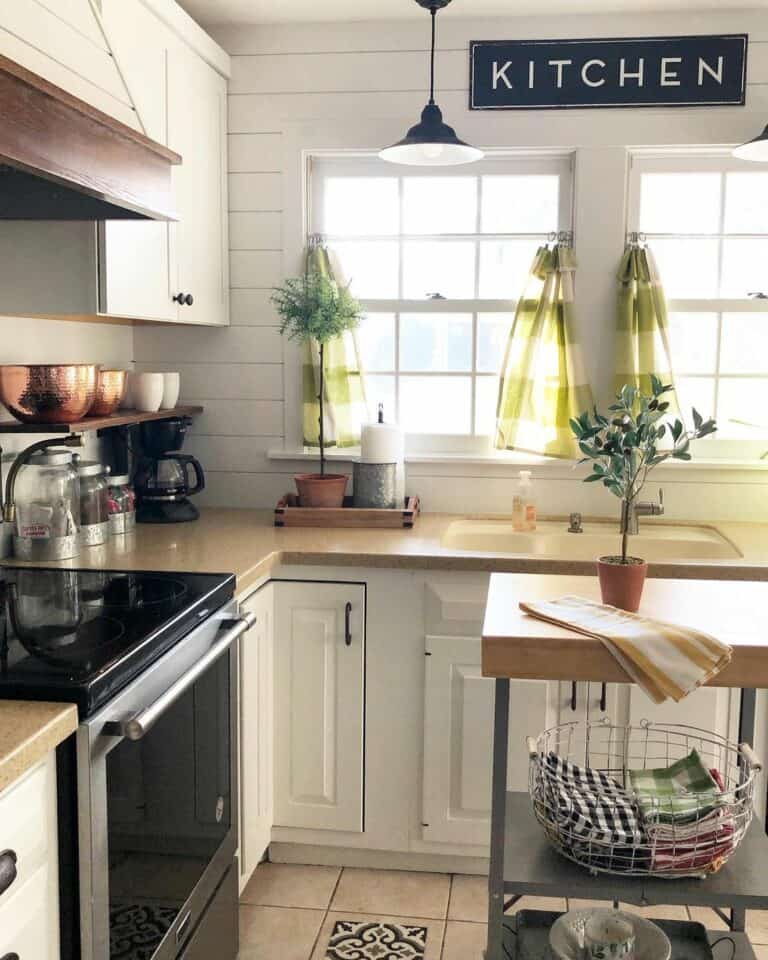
[495,244,594,459]
[302,244,367,448]
[615,243,676,399]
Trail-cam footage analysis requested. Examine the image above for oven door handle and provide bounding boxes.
[102,610,256,742]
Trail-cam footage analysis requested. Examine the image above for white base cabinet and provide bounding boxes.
[272,581,365,833]
[422,634,560,846]
[239,583,274,889]
[0,754,60,960]
[238,567,748,870]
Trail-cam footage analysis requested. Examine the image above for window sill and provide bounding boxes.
[267,447,768,474]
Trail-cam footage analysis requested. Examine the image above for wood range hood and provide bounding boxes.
[0,54,181,221]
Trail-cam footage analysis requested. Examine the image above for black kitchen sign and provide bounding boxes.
[470,35,748,110]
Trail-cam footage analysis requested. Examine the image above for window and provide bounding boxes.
[310,154,573,451]
[629,154,768,455]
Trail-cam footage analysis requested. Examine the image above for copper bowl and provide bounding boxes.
[89,369,127,417]
[0,364,98,423]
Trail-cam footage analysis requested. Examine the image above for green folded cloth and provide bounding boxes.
[629,750,721,823]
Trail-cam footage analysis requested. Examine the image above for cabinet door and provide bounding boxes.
[273,582,365,832]
[167,42,229,326]
[422,635,559,846]
[98,0,178,322]
[628,684,736,741]
[239,584,274,888]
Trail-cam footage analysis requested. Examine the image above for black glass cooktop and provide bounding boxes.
[0,566,235,718]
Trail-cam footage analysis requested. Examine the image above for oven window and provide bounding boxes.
[106,651,231,958]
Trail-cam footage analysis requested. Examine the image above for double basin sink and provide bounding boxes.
[440,519,742,562]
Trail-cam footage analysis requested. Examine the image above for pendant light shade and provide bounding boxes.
[379,0,482,167]
[734,124,768,162]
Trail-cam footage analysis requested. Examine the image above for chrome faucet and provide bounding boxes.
[624,488,664,536]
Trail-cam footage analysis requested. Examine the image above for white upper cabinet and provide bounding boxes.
[272,581,365,833]
[99,0,230,325]
[167,40,229,326]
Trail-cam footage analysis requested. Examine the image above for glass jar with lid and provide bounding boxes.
[13,448,80,560]
[107,474,136,535]
[75,459,110,547]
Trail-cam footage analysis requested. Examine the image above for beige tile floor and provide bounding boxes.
[238,863,765,959]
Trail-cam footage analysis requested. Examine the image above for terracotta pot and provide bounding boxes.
[294,473,348,508]
[597,556,648,612]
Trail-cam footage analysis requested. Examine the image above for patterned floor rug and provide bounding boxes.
[109,902,179,960]
[324,919,428,960]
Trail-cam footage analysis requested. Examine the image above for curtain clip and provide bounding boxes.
[308,233,326,250]
[627,231,647,246]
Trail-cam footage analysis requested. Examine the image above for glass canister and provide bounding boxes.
[107,474,136,535]
[13,449,80,560]
[75,459,110,547]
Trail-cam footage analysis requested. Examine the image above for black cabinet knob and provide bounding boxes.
[173,293,194,306]
[2,953,20,960]
[0,849,18,897]
[184,293,194,306]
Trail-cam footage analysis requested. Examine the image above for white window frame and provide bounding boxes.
[628,150,768,459]
[307,151,575,455]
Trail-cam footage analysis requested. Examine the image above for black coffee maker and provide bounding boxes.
[134,418,205,523]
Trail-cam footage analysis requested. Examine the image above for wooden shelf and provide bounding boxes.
[0,405,204,434]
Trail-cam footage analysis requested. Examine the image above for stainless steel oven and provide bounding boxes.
[76,600,253,960]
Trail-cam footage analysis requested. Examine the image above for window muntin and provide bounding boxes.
[310,155,573,444]
[630,155,768,450]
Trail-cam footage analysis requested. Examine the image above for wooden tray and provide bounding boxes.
[274,495,420,529]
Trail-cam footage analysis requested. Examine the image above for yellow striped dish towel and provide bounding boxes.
[519,596,732,704]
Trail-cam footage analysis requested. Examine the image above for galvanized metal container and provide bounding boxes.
[353,462,397,509]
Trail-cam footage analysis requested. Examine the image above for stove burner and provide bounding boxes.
[17,615,126,668]
[84,576,189,610]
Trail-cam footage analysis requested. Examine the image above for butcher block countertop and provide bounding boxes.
[482,573,768,689]
[0,701,77,793]
[8,508,768,598]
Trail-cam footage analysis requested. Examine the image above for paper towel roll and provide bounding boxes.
[361,406,405,504]
[360,421,404,464]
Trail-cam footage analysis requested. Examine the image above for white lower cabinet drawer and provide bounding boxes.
[0,863,56,959]
[0,759,52,906]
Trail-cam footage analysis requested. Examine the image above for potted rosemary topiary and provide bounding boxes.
[271,271,363,508]
[571,377,716,611]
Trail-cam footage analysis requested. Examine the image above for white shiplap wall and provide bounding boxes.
[136,10,768,518]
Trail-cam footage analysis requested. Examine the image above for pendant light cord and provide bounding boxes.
[429,7,436,104]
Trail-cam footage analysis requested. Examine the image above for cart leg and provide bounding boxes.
[486,679,511,960]
[730,689,755,935]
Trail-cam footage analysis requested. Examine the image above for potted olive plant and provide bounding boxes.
[271,271,363,508]
[571,377,716,611]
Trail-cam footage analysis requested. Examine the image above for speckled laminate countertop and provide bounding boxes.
[0,701,77,793]
[6,508,768,597]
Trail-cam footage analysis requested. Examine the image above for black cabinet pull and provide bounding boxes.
[0,849,18,897]
[570,681,577,712]
[173,293,194,306]
[344,602,352,646]
[600,682,607,713]
[1,953,20,960]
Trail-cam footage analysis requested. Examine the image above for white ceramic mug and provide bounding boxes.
[132,372,164,412]
[119,371,135,409]
[160,372,180,410]
[582,912,635,960]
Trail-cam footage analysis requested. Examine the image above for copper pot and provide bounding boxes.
[0,364,98,423]
[89,369,127,417]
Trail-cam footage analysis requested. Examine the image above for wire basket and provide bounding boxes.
[528,719,762,879]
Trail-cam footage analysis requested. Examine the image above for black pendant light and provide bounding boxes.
[734,124,768,162]
[379,0,483,166]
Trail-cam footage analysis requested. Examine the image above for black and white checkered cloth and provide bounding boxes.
[541,752,643,846]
